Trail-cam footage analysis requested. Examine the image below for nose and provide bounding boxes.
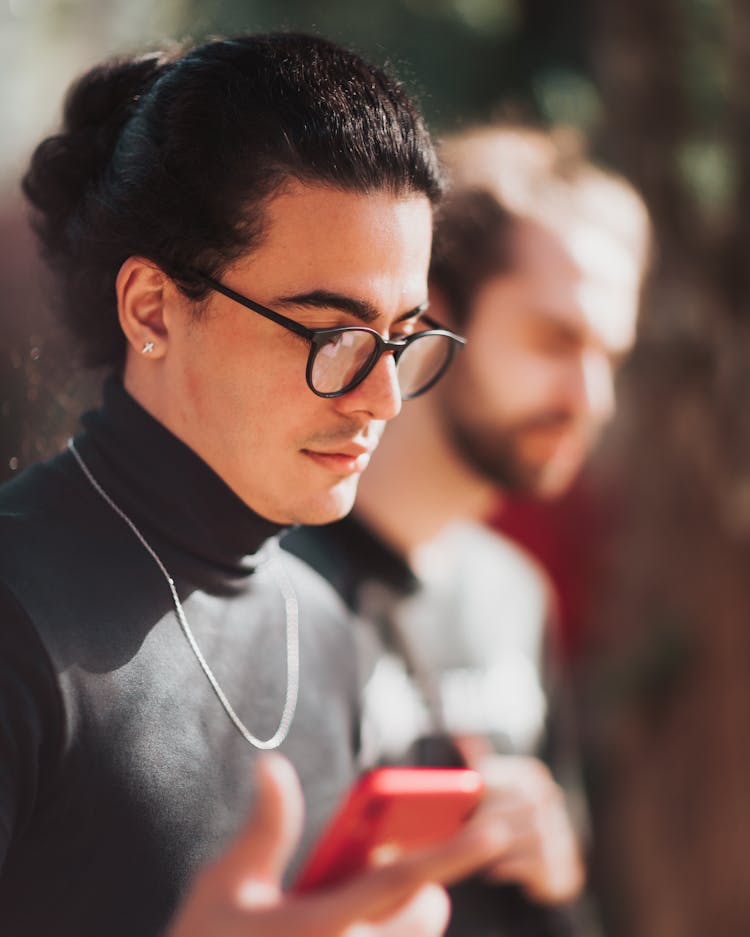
[335,352,403,421]
[580,349,615,424]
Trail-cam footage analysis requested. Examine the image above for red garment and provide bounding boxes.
[489,472,608,661]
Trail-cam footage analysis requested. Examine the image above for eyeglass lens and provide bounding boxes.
[395,333,453,398]
[312,331,378,395]
[310,330,454,397]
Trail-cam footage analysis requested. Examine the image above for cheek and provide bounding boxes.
[466,346,554,415]
[182,357,259,434]
[182,327,302,432]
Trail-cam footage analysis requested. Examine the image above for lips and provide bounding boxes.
[301,442,374,475]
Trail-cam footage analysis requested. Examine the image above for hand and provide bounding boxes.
[468,753,585,904]
[167,754,512,937]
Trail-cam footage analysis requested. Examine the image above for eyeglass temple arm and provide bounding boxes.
[198,275,316,340]
[198,274,464,346]
[417,313,465,340]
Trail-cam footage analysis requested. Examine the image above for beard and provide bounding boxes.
[442,408,590,498]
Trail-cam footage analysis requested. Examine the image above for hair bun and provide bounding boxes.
[22,51,174,259]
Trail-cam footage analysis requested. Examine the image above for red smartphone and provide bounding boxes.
[293,767,483,893]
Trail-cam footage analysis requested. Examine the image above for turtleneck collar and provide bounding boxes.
[74,377,285,581]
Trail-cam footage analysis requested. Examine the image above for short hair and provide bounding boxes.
[429,125,650,327]
[22,33,444,368]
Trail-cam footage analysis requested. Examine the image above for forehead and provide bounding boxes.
[503,218,641,353]
[229,182,433,320]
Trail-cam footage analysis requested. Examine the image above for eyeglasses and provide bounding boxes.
[198,275,466,399]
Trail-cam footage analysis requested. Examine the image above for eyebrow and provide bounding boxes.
[273,290,428,326]
[530,308,627,358]
[527,308,584,339]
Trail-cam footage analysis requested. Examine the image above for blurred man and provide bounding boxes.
[284,125,650,936]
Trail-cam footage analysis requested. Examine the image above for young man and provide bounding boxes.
[0,36,508,937]
[285,125,650,936]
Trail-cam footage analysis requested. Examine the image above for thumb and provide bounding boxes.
[453,734,493,770]
[220,753,305,906]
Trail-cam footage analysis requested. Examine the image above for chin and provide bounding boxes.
[290,479,361,526]
[533,460,583,499]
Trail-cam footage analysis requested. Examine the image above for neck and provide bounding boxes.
[354,393,500,566]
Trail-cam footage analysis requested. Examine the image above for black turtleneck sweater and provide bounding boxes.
[0,379,361,936]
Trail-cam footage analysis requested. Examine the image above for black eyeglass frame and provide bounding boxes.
[198,275,466,399]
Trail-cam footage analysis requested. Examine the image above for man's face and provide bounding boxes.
[157,183,433,524]
[435,218,640,497]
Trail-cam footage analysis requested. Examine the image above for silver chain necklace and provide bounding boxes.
[67,437,300,750]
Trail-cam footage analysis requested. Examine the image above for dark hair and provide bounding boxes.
[22,33,444,368]
[429,188,514,329]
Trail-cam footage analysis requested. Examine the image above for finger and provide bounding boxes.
[481,804,578,874]
[268,806,512,936]
[476,756,559,802]
[475,796,538,826]
[220,753,305,901]
[484,844,542,882]
[473,798,560,859]
[377,883,450,937]
[297,811,512,931]
[493,855,584,903]
[453,734,493,768]
[485,841,585,902]
[475,778,568,839]
[344,884,451,937]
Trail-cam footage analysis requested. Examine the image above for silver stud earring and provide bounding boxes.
[142,340,155,354]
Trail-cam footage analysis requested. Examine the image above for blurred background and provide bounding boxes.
[1,2,746,935]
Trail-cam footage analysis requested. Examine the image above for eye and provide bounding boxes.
[391,317,423,341]
[317,331,350,357]
[531,323,581,356]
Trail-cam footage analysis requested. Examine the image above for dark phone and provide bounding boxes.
[293,767,483,893]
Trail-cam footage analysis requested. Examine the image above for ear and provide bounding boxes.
[116,257,172,360]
